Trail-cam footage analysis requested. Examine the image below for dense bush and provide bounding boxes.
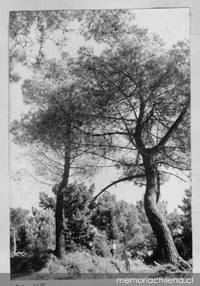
[10,185,192,262]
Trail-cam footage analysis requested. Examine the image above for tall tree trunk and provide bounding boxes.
[13,229,17,255]
[55,144,71,259]
[55,188,65,259]
[143,154,191,270]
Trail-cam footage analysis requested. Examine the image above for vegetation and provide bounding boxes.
[10,185,192,276]
[10,9,191,273]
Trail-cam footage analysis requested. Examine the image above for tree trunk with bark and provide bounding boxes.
[55,143,71,259]
[13,229,17,255]
[55,188,65,259]
[143,154,191,270]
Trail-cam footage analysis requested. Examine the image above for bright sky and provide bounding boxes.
[10,8,190,213]
[135,8,189,47]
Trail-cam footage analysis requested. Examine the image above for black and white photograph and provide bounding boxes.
[1,2,198,283]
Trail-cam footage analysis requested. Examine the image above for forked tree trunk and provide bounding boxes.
[143,154,191,270]
[55,145,71,259]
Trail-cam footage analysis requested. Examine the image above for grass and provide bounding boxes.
[11,251,192,280]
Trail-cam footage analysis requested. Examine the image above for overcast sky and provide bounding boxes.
[10,8,190,213]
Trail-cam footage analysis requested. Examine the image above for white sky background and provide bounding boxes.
[10,8,190,213]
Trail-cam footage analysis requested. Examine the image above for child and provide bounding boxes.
[123,249,132,273]
[111,241,117,258]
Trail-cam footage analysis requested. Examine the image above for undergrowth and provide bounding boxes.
[11,250,192,280]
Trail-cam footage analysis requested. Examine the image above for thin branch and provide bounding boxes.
[89,173,146,209]
[36,148,64,167]
[18,169,54,186]
[163,148,190,173]
[147,98,190,154]
[73,126,129,137]
[87,151,136,167]
[159,170,187,182]
[79,113,136,122]
[31,156,62,176]
[93,66,136,147]
[158,161,190,171]
[75,142,136,152]
[94,63,138,119]
[94,56,138,90]
[134,98,146,152]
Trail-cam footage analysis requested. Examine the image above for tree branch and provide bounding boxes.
[94,63,138,119]
[17,168,54,186]
[89,173,145,209]
[87,151,136,167]
[146,98,190,154]
[159,170,187,182]
[92,65,136,147]
[158,161,190,171]
[72,125,129,137]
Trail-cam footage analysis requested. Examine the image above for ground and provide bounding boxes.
[11,251,192,280]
